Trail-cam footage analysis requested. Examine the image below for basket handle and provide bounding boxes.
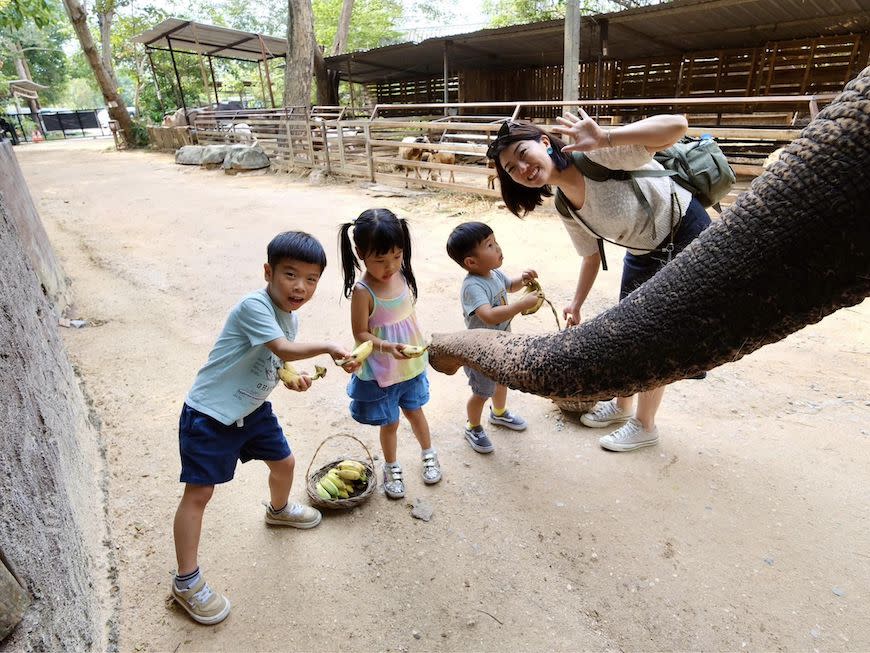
[305,433,376,483]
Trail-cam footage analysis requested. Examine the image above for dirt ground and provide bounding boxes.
[17,138,870,652]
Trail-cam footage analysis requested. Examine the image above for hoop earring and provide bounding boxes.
[546,146,553,155]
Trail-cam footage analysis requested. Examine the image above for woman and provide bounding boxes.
[487,109,711,452]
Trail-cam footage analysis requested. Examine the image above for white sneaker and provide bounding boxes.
[599,418,659,452]
[580,399,632,428]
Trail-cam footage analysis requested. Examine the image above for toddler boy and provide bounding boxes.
[446,222,539,453]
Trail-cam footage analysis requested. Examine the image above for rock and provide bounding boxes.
[201,144,231,167]
[833,586,845,597]
[175,145,204,165]
[411,498,434,522]
[412,630,421,639]
[308,169,329,185]
[222,144,270,173]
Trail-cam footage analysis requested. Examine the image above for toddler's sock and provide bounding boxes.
[421,447,435,457]
[175,567,201,591]
[466,421,480,430]
[492,406,507,417]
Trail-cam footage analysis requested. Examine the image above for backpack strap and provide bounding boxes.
[555,153,682,270]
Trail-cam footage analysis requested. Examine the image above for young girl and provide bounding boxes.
[339,208,440,499]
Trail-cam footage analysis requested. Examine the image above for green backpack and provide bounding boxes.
[652,137,736,209]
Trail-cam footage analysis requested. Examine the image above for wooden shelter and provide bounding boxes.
[132,19,288,117]
[325,0,870,118]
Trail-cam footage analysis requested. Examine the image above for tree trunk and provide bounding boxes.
[96,7,120,90]
[11,41,43,132]
[284,0,315,108]
[313,45,337,106]
[429,67,870,401]
[61,0,134,146]
[331,0,354,56]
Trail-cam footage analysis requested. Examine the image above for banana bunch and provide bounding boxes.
[278,363,326,385]
[315,459,370,500]
[520,279,562,330]
[335,340,374,367]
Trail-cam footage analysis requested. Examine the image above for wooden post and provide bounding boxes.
[257,36,276,108]
[364,123,374,182]
[320,123,331,173]
[208,56,219,105]
[286,119,296,164]
[1,552,30,641]
[145,48,165,115]
[337,119,347,169]
[563,0,580,114]
[443,41,450,115]
[346,57,356,109]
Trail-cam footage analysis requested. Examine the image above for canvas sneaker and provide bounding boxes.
[464,424,494,454]
[488,409,528,431]
[383,463,405,499]
[264,502,322,528]
[172,575,231,625]
[421,451,442,484]
[580,399,633,428]
[599,417,659,452]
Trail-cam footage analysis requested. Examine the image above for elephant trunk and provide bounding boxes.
[429,67,870,401]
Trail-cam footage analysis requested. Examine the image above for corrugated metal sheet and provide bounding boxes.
[326,0,870,83]
[132,18,287,62]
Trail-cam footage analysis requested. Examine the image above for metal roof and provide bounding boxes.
[325,0,870,84]
[132,18,287,62]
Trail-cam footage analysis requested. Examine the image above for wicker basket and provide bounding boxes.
[305,434,377,510]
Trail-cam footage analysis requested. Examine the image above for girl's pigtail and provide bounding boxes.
[399,218,418,301]
[338,222,360,299]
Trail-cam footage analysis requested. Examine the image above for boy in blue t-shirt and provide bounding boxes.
[446,222,540,454]
[172,231,358,625]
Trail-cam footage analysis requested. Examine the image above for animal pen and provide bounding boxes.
[138,0,869,198]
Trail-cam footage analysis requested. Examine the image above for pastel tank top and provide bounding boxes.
[354,279,427,387]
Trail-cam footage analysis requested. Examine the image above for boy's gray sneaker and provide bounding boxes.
[265,502,322,528]
[383,463,405,499]
[172,576,231,625]
[599,418,659,452]
[488,409,527,431]
[580,399,632,428]
[464,425,494,454]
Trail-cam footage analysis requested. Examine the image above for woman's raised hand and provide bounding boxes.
[551,108,608,153]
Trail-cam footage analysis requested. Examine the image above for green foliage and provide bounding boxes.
[0,0,54,30]
[312,0,403,53]
[128,115,149,146]
[481,0,658,27]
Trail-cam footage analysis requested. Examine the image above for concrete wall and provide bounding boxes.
[0,142,69,309]
[0,146,114,651]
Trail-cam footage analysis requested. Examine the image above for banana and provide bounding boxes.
[326,470,349,492]
[520,279,562,330]
[315,482,332,500]
[336,486,349,499]
[336,468,361,481]
[278,363,326,384]
[335,340,374,367]
[520,279,545,316]
[319,476,340,498]
[400,339,431,358]
[339,459,366,474]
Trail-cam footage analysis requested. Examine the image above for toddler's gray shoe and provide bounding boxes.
[488,409,528,431]
[464,424,494,454]
[383,462,405,499]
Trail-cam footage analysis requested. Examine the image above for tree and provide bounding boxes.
[482,0,664,27]
[284,0,315,107]
[61,0,133,144]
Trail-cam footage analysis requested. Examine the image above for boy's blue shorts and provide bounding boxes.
[348,372,429,426]
[178,401,292,485]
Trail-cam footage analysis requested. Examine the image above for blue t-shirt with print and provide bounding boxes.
[186,288,298,425]
[461,269,512,332]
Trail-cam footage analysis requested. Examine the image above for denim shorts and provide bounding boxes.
[348,372,430,426]
[464,366,497,398]
[178,401,292,485]
[619,197,712,300]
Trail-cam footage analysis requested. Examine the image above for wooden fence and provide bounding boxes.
[149,93,835,197]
